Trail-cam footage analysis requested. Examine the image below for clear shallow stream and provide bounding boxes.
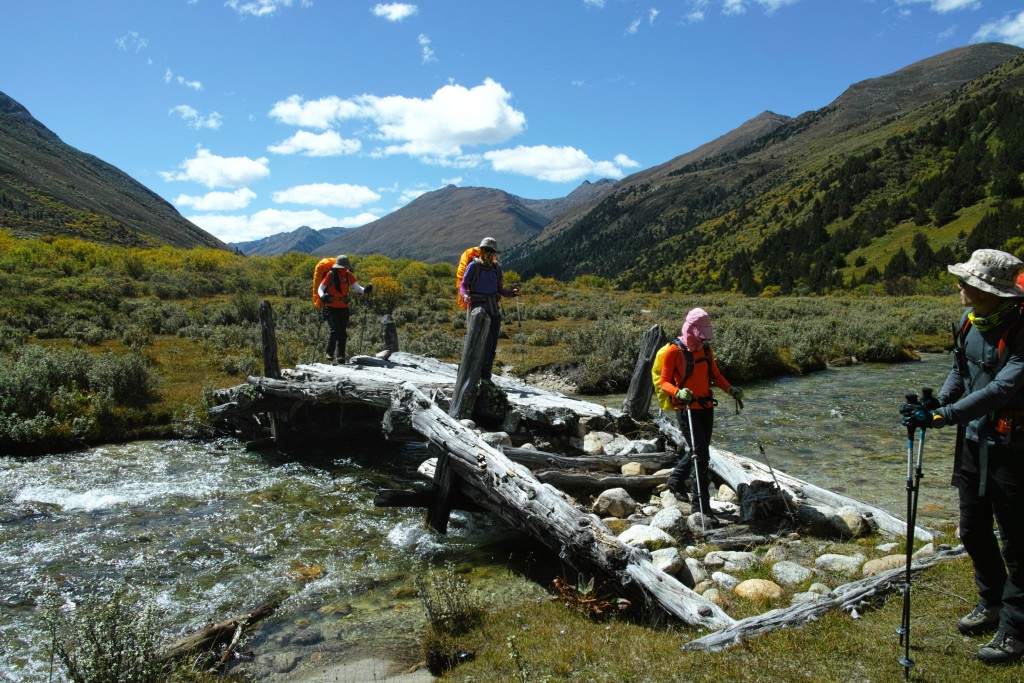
[0,353,959,680]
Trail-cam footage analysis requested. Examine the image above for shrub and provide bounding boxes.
[42,582,164,683]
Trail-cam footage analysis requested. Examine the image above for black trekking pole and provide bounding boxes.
[734,397,794,519]
[896,388,932,679]
[684,406,706,534]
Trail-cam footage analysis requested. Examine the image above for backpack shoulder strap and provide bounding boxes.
[672,340,696,385]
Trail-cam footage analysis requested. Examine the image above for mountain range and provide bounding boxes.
[4,42,1023,293]
[0,92,225,249]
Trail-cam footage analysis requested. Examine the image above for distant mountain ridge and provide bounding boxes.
[230,225,348,256]
[0,91,226,249]
[504,42,1024,292]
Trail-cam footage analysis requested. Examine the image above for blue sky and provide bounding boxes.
[2,1,1023,244]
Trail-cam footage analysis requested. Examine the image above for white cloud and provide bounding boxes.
[175,188,256,211]
[115,31,148,52]
[937,24,958,41]
[649,8,659,23]
[484,145,637,183]
[723,0,745,15]
[973,10,1024,45]
[270,79,526,160]
[269,94,368,130]
[686,0,709,22]
[225,0,311,17]
[583,0,605,7]
[170,105,223,130]
[160,147,270,188]
[267,130,361,156]
[188,208,374,243]
[372,3,418,21]
[398,187,431,204]
[896,0,980,13]
[626,18,642,34]
[164,68,203,90]
[272,183,381,207]
[419,34,436,64]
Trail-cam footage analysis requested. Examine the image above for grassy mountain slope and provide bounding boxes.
[505,42,1024,293]
[0,91,226,249]
[316,184,551,264]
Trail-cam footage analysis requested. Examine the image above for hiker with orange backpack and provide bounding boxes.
[459,237,519,382]
[903,249,1024,664]
[659,308,742,519]
[316,255,372,364]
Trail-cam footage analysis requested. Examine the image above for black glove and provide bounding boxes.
[901,408,934,429]
[363,283,374,296]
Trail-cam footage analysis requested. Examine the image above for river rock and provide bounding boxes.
[791,591,827,605]
[772,560,812,586]
[651,547,684,576]
[660,490,693,515]
[763,546,788,565]
[809,582,831,595]
[687,512,715,535]
[593,488,638,518]
[913,542,935,558]
[815,553,865,576]
[734,579,784,601]
[711,571,740,591]
[629,438,661,454]
[876,542,898,553]
[863,554,906,577]
[621,462,645,476]
[717,484,739,504]
[618,524,677,550]
[704,550,759,571]
[480,431,512,448]
[650,506,687,538]
[702,587,726,606]
[797,503,837,537]
[694,580,714,594]
[832,505,869,538]
[683,557,707,587]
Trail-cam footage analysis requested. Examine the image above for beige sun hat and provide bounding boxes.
[948,249,1024,298]
[478,237,499,252]
[332,254,351,269]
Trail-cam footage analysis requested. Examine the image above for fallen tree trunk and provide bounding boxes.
[502,446,677,473]
[682,546,967,651]
[383,382,736,630]
[656,418,934,541]
[160,597,280,665]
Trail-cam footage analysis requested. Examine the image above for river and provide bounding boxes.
[0,353,959,681]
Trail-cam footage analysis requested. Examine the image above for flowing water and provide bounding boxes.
[0,353,959,681]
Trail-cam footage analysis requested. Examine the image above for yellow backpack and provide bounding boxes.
[312,257,335,308]
[651,339,689,411]
[456,246,481,310]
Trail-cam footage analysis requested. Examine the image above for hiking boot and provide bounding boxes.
[978,630,1024,665]
[324,353,335,365]
[959,604,1001,636]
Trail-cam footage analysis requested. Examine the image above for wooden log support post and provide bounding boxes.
[621,324,667,421]
[449,307,490,419]
[259,300,281,380]
[383,381,736,630]
[380,314,399,360]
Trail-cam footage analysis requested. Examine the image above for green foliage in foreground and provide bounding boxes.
[440,556,1020,683]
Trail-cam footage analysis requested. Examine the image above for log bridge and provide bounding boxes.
[209,306,948,646]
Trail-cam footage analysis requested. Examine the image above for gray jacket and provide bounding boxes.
[937,307,1024,447]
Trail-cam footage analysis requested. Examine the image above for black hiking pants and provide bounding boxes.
[958,438,1024,639]
[324,307,351,362]
[667,407,715,512]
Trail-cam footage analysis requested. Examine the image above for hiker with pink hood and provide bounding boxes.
[659,308,743,517]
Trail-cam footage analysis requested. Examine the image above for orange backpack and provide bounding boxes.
[312,257,335,308]
[456,247,481,310]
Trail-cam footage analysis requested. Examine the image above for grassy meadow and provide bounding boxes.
[0,231,965,454]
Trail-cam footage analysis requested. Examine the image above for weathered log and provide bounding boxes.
[160,597,280,664]
[259,300,281,380]
[450,308,491,419]
[383,381,735,630]
[502,446,677,473]
[621,324,667,420]
[683,546,967,651]
[379,314,399,359]
[655,418,934,541]
[534,471,667,494]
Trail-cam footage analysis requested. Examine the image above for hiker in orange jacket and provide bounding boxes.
[660,308,742,516]
[317,255,372,364]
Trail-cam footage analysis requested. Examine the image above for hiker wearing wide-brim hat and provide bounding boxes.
[904,248,1024,664]
[459,237,519,382]
[317,254,373,364]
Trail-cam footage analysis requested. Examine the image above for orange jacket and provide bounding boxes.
[659,342,731,410]
[319,269,357,309]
